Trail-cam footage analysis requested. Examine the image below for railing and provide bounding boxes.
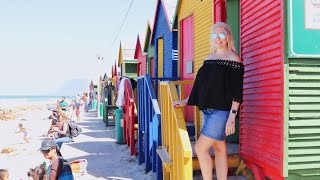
[137,74,162,179]
[137,75,179,180]
[159,80,194,180]
[123,79,137,155]
[151,77,179,98]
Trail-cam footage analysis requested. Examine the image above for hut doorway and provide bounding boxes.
[180,15,195,123]
[213,0,240,143]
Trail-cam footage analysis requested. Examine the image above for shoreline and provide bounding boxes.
[0,100,152,180]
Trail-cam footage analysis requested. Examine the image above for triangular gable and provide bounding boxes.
[117,42,123,67]
[134,35,141,59]
[103,73,108,81]
[114,61,117,76]
[163,0,178,29]
[134,33,145,60]
[118,41,136,71]
[172,0,180,29]
[150,0,178,45]
[143,22,152,53]
[122,49,135,60]
[89,80,94,90]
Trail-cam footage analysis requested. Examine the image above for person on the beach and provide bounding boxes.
[27,163,47,180]
[85,93,90,112]
[75,100,81,122]
[76,94,81,103]
[0,169,9,180]
[50,113,71,148]
[173,22,244,180]
[15,123,31,143]
[59,96,68,111]
[68,100,76,121]
[56,99,61,109]
[39,138,74,179]
[47,108,64,138]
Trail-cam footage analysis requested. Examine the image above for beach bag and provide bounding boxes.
[68,121,82,137]
[59,158,74,180]
[69,159,88,174]
[47,158,74,180]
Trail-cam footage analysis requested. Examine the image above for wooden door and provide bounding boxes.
[157,39,163,78]
[180,16,194,122]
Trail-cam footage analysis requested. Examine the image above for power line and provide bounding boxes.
[111,0,135,46]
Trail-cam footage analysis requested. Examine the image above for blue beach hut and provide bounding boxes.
[150,0,178,78]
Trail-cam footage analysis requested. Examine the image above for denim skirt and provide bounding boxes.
[201,109,229,141]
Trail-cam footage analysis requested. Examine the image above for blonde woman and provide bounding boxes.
[50,112,71,148]
[173,22,244,180]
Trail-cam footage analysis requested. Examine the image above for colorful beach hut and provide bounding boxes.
[150,0,178,79]
[237,0,320,179]
[134,34,147,76]
[143,21,155,77]
[118,42,138,79]
[111,61,118,88]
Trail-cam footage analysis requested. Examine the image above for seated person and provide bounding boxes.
[49,113,71,148]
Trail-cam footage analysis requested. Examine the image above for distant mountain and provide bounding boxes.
[52,78,90,96]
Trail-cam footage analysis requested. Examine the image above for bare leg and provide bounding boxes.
[195,135,215,180]
[23,137,30,143]
[212,140,228,180]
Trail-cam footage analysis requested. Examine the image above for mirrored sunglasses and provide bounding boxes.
[211,33,226,39]
[41,149,51,154]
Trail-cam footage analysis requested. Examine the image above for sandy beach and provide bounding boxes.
[0,101,153,180]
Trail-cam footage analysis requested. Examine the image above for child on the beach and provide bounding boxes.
[15,123,31,143]
[0,169,9,180]
[75,100,81,122]
[27,163,47,180]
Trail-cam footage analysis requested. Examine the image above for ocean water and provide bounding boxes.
[0,95,75,102]
[0,96,75,108]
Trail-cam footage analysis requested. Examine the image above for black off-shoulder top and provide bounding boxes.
[187,59,244,110]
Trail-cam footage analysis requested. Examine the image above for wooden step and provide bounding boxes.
[192,154,241,171]
[156,146,172,172]
[186,122,195,140]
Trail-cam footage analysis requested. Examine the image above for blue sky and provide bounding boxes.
[0,0,156,95]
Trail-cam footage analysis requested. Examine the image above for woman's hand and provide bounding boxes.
[172,100,187,108]
[225,114,236,136]
[173,97,189,108]
[49,130,55,133]
[50,129,57,133]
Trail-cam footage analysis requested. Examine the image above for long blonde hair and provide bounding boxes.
[210,22,236,53]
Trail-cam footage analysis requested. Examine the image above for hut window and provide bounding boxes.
[126,63,137,74]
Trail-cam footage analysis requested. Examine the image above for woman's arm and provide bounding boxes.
[49,158,63,180]
[50,123,68,135]
[173,97,189,108]
[225,101,240,136]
